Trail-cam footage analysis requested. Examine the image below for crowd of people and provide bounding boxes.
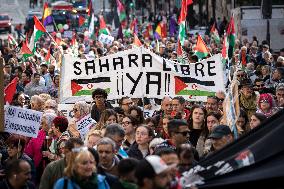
[1,8,284,189]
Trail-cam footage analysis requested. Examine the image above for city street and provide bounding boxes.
[0,0,40,39]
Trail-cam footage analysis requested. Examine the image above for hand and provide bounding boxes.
[42,151,51,157]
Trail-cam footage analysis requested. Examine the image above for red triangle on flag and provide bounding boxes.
[4,77,18,104]
[71,81,83,95]
[79,15,86,27]
[174,76,188,94]
[133,33,142,47]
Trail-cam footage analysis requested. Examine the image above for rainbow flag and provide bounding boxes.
[42,2,53,26]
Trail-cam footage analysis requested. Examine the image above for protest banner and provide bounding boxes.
[4,106,43,138]
[76,114,96,140]
[98,33,114,45]
[60,47,225,103]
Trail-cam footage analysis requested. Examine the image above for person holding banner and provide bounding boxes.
[24,112,57,184]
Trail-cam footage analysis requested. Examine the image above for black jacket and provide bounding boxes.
[127,142,149,160]
[90,101,113,122]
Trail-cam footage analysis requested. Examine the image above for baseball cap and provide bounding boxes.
[145,155,172,175]
[208,125,232,139]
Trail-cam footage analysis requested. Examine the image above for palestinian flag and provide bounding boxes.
[178,0,191,46]
[99,15,110,35]
[210,23,220,44]
[130,18,138,34]
[78,15,86,27]
[227,16,235,59]
[84,0,93,27]
[88,13,95,39]
[116,0,127,28]
[194,34,210,60]
[133,33,142,47]
[71,78,111,96]
[222,33,229,63]
[4,77,18,104]
[174,76,215,96]
[8,34,18,46]
[21,39,33,59]
[29,16,46,53]
[177,39,188,64]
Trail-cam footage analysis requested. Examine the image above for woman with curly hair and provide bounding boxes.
[94,109,117,131]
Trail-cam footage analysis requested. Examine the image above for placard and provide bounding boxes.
[4,106,43,138]
[98,33,114,45]
[76,114,96,140]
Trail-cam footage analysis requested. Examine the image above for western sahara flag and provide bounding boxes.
[175,76,216,96]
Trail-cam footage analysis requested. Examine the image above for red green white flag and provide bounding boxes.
[194,34,210,60]
[99,15,110,35]
[226,16,235,58]
[210,23,220,44]
[116,0,127,28]
[29,16,46,53]
[8,34,18,46]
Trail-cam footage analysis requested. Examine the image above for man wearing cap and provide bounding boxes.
[208,125,234,152]
[135,155,173,189]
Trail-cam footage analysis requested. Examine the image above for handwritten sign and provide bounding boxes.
[4,106,43,138]
[76,114,96,140]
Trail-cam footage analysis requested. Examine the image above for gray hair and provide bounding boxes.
[43,112,57,128]
[31,95,44,104]
[96,137,116,151]
[44,99,58,110]
[74,101,90,116]
[104,123,125,138]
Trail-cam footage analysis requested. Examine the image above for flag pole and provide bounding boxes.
[0,57,4,132]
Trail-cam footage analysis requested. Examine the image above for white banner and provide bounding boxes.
[60,47,225,103]
[4,106,43,138]
[76,114,96,140]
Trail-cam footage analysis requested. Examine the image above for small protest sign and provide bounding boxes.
[4,106,43,138]
[76,114,96,140]
[98,33,114,45]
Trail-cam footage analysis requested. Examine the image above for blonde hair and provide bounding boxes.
[64,149,96,178]
[39,93,52,102]
[85,130,103,145]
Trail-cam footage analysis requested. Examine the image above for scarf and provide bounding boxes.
[240,94,257,111]
[121,181,138,189]
[71,172,98,189]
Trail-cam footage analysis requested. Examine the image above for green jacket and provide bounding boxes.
[39,158,66,189]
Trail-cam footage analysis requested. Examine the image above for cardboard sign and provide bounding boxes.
[76,114,96,140]
[60,47,225,103]
[4,106,43,138]
[46,25,55,33]
[98,33,114,45]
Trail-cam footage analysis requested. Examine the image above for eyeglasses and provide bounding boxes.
[45,106,55,109]
[256,84,265,87]
[73,108,79,112]
[260,99,269,103]
[94,95,104,99]
[122,121,132,125]
[175,131,191,136]
[122,102,133,106]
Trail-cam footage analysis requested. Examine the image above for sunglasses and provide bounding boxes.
[73,108,79,112]
[237,74,245,77]
[175,131,191,136]
[256,84,265,87]
[260,99,269,103]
